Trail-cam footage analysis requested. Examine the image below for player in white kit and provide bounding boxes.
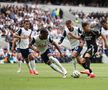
[100,19,108,54]
[30,28,67,78]
[58,20,83,75]
[12,20,38,75]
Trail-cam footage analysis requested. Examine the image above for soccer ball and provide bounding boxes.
[72,70,81,78]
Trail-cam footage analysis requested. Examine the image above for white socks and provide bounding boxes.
[72,58,77,70]
[29,60,36,71]
[17,61,22,73]
[49,56,67,74]
[50,63,63,75]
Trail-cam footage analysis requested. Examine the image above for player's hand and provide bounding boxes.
[60,53,64,57]
[11,47,15,52]
[21,36,29,39]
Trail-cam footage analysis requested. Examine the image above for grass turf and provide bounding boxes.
[0,63,108,90]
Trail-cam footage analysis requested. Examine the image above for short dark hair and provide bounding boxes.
[40,28,48,34]
[23,19,30,23]
[66,20,72,25]
[82,22,89,28]
[101,19,107,25]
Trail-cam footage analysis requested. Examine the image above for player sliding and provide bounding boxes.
[29,28,67,78]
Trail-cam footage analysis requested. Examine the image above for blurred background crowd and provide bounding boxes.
[0,1,108,64]
[0,0,108,7]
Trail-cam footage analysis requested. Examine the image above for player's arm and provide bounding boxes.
[95,29,108,48]
[68,32,81,40]
[52,42,63,57]
[50,38,63,57]
[79,39,85,47]
[101,34,108,48]
[29,45,38,52]
[58,30,66,44]
[11,38,19,52]
[29,38,39,52]
[13,29,28,39]
[13,33,29,39]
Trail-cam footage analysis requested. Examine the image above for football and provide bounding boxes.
[72,70,81,78]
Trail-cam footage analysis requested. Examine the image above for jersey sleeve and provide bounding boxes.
[16,29,22,36]
[59,30,67,43]
[30,38,35,45]
[78,28,82,36]
[93,30,101,38]
[49,37,54,43]
[80,33,85,40]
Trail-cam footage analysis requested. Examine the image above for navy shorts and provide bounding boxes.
[104,49,108,56]
[16,48,21,53]
[18,48,30,59]
[72,46,83,55]
[41,49,51,64]
[83,45,97,57]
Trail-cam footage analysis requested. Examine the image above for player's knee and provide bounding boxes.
[17,55,23,61]
[49,56,53,60]
[25,58,29,64]
[84,53,91,58]
[46,60,51,65]
[28,54,34,61]
[78,58,86,64]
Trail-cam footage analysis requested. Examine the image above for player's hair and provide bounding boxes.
[66,20,72,25]
[82,22,89,28]
[40,28,48,34]
[101,19,107,25]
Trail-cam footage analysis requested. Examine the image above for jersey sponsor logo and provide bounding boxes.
[84,36,92,40]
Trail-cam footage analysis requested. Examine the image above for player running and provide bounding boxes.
[29,28,67,78]
[78,22,108,78]
[58,20,83,74]
[12,20,38,75]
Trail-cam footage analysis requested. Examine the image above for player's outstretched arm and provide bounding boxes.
[68,32,81,40]
[52,41,63,57]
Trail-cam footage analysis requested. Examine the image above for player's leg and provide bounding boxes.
[48,49,67,75]
[49,56,67,75]
[28,52,38,75]
[81,53,92,73]
[41,50,66,78]
[16,48,23,73]
[17,52,23,73]
[20,49,33,75]
[78,49,96,78]
[71,46,83,70]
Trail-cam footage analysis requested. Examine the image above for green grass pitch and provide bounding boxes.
[0,63,108,90]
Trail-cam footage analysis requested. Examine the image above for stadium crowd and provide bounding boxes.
[0,4,69,64]
[0,3,107,64]
[69,9,108,62]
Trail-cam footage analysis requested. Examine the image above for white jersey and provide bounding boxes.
[65,26,80,49]
[31,35,53,54]
[16,28,32,49]
[101,27,108,48]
